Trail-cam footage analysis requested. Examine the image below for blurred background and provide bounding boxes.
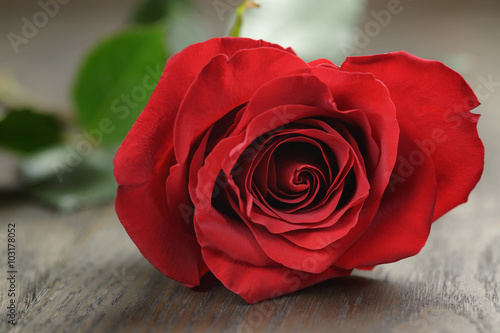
[0,0,498,212]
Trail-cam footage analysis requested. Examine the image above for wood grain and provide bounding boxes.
[1,0,500,332]
[1,197,500,333]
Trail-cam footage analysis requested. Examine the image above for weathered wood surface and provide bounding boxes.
[1,0,500,332]
[2,195,500,333]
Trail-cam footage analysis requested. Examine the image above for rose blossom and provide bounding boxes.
[114,37,483,303]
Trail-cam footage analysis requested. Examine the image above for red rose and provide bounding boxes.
[114,37,483,303]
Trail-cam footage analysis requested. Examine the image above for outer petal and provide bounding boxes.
[308,58,339,69]
[173,47,309,164]
[114,37,289,286]
[203,247,352,304]
[115,149,207,286]
[341,51,484,220]
[194,201,277,269]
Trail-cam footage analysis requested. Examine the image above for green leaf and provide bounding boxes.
[73,26,168,145]
[21,146,117,211]
[130,0,173,25]
[0,108,63,153]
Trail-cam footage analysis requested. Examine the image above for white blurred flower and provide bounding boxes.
[240,0,365,62]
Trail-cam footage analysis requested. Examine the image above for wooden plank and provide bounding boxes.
[1,191,500,332]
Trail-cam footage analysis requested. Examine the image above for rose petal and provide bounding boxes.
[115,150,207,286]
[243,133,364,223]
[334,113,436,268]
[341,51,483,220]
[248,135,336,214]
[115,38,289,186]
[232,72,336,133]
[173,47,309,164]
[219,105,369,231]
[193,104,365,271]
[168,49,309,230]
[308,58,340,69]
[240,217,357,273]
[278,204,364,250]
[202,246,352,303]
[115,37,291,287]
[193,198,277,268]
[309,67,399,206]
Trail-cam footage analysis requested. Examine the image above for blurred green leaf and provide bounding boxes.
[73,26,168,145]
[21,146,117,211]
[130,0,190,26]
[0,108,63,153]
[130,0,171,25]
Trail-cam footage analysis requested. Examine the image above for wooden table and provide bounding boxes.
[1,0,500,332]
